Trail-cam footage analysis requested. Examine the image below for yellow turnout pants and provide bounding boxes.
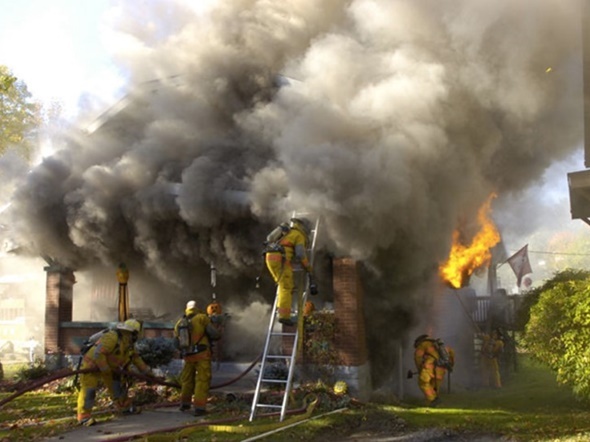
[180,358,212,409]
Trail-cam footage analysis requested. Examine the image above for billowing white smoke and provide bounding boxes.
[2,0,584,381]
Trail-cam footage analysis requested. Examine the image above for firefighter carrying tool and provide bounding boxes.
[251,213,320,423]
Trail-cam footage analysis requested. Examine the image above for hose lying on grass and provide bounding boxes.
[0,368,96,408]
[0,361,330,442]
[0,354,262,408]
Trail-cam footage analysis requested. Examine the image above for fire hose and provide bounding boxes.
[0,353,262,409]
[0,358,328,442]
[0,367,96,408]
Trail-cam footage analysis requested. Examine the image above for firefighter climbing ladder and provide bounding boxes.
[249,213,320,422]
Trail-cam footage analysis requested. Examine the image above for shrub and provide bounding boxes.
[523,270,590,400]
[135,337,177,368]
[14,360,50,383]
[515,268,590,331]
[303,311,342,383]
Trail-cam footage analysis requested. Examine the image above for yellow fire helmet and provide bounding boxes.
[117,319,143,342]
[117,319,142,333]
[207,301,222,316]
[333,380,348,395]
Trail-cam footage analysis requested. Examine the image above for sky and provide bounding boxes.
[2,0,590,381]
[0,0,124,118]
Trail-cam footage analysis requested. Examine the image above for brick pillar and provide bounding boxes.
[333,257,368,366]
[44,263,75,355]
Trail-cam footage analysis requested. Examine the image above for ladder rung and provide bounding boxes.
[261,378,288,384]
[270,331,297,336]
[256,404,282,409]
[266,354,292,359]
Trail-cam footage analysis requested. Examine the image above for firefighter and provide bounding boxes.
[206,300,225,368]
[174,300,221,416]
[265,217,313,326]
[413,334,455,407]
[76,319,150,426]
[480,328,504,388]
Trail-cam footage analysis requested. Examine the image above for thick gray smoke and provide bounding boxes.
[3,0,584,383]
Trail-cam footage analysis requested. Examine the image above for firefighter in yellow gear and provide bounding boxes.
[480,328,504,388]
[77,319,150,426]
[413,334,455,407]
[265,217,313,326]
[174,300,221,416]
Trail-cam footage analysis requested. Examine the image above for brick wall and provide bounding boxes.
[60,322,174,355]
[44,265,74,354]
[332,257,368,366]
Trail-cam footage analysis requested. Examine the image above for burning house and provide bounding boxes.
[0,0,585,400]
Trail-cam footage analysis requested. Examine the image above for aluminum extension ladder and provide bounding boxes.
[249,214,320,422]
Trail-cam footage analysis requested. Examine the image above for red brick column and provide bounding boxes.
[333,257,368,366]
[44,264,75,354]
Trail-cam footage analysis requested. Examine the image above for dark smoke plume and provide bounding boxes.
[3,0,584,384]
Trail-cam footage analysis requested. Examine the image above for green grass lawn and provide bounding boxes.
[1,354,590,441]
[276,355,590,442]
[391,355,590,441]
[0,389,82,441]
[224,355,590,442]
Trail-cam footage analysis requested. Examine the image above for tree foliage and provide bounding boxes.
[0,65,41,160]
[514,268,590,331]
[522,269,590,400]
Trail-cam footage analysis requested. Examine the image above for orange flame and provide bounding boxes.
[439,194,501,289]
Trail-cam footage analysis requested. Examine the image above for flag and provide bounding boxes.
[505,244,533,287]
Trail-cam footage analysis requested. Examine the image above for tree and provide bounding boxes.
[522,269,590,400]
[0,65,41,160]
